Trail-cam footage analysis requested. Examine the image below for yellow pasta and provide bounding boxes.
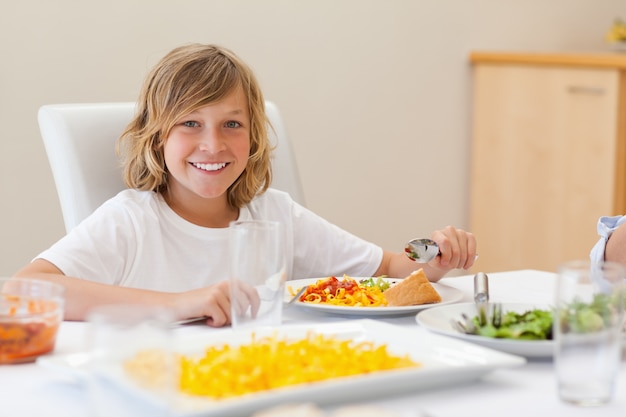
[177,332,419,398]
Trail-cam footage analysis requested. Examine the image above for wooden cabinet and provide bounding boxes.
[469,52,626,273]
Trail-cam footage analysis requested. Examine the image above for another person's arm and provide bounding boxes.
[590,215,626,268]
[604,221,626,267]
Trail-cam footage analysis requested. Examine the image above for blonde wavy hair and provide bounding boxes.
[117,43,272,208]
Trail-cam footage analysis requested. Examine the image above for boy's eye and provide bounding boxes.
[225,121,241,128]
[183,121,200,128]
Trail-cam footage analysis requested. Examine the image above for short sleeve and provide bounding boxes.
[589,215,626,263]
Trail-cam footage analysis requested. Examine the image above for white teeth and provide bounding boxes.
[192,162,227,171]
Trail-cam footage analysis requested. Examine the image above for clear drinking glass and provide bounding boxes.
[554,260,625,406]
[229,220,286,329]
[85,304,176,417]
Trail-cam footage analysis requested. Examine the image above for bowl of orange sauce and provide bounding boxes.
[0,278,64,364]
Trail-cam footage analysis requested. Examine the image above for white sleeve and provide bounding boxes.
[289,203,383,279]
[589,215,626,263]
[248,189,384,279]
[34,198,140,285]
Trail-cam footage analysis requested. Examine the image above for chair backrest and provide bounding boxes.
[38,101,305,233]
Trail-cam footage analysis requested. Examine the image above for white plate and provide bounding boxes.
[38,319,525,417]
[416,302,554,358]
[285,277,463,316]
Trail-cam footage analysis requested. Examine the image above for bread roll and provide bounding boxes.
[383,269,442,306]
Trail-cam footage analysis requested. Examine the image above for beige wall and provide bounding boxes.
[0,0,623,275]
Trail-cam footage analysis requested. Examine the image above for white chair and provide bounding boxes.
[38,101,305,233]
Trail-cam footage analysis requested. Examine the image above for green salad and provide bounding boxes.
[470,293,622,341]
[558,293,621,333]
[472,309,553,340]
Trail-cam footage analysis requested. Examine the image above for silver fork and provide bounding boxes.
[287,285,308,305]
[492,302,503,328]
[450,313,477,334]
[451,303,503,335]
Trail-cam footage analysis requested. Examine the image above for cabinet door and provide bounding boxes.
[470,64,620,272]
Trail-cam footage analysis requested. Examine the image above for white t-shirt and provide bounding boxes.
[36,188,383,292]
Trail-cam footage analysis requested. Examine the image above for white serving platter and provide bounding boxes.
[39,319,525,417]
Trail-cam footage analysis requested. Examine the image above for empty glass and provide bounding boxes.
[229,220,286,329]
[85,304,176,417]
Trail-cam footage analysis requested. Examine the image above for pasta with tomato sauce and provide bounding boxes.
[296,275,387,307]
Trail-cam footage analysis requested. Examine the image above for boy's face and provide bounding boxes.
[163,86,251,210]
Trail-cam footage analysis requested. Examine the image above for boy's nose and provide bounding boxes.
[198,127,226,153]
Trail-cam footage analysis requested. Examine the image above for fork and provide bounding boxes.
[287,285,308,305]
[451,303,503,335]
[450,313,477,334]
[491,302,503,328]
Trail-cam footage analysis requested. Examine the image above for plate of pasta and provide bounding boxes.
[38,319,525,417]
[285,275,463,316]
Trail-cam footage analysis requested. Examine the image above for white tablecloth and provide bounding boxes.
[2,270,624,417]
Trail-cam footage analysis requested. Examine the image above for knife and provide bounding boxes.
[474,272,489,326]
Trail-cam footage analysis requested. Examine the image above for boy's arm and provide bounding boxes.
[14,259,176,321]
[13,259,248,327]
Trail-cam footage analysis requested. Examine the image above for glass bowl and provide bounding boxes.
[0,278,65,364]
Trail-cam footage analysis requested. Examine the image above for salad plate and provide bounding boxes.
[285,277,463,316]
[38,319,525,417]
[416,302,554,358]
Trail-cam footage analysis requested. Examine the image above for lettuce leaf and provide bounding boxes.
[473,309,553,340]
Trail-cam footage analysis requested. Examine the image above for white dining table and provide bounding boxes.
[2,269,625,417]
